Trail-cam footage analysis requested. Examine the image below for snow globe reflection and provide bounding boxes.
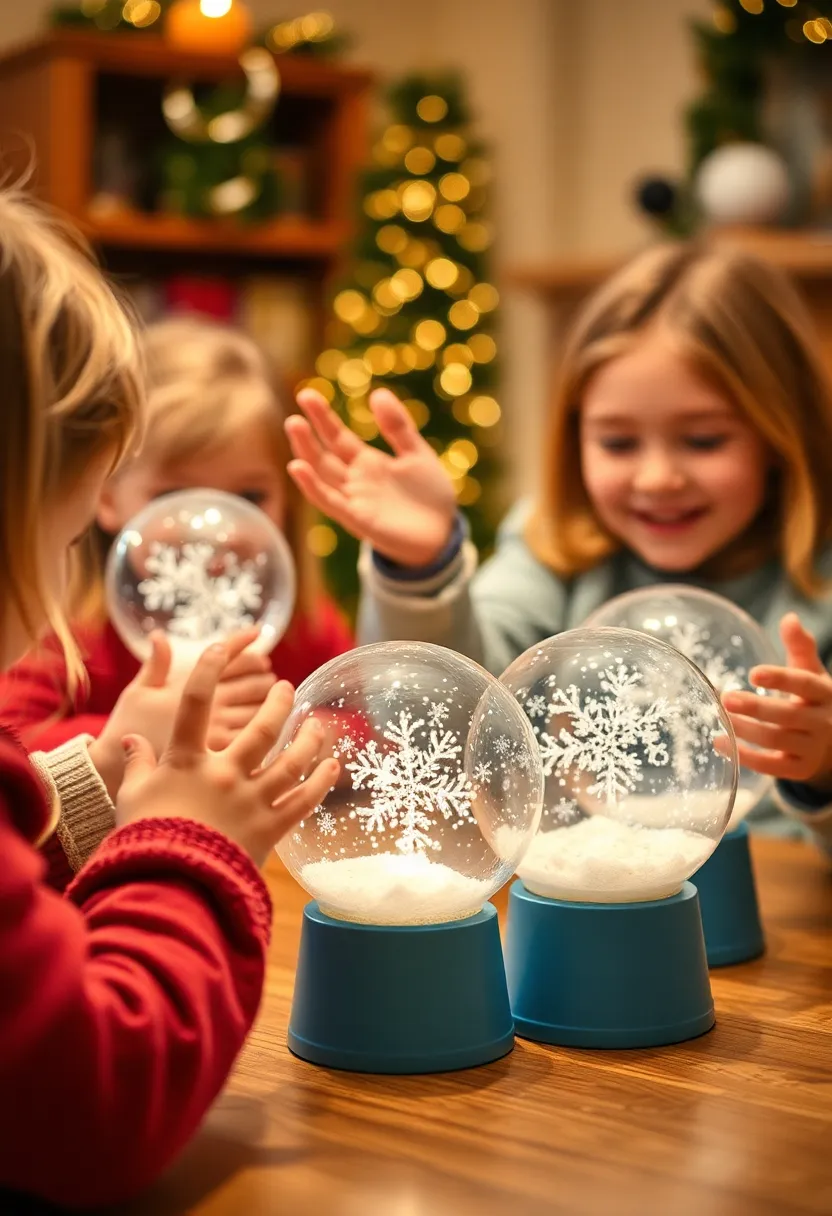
[106,488,296,670]
[275,640,543,925]
[503,627,736,902]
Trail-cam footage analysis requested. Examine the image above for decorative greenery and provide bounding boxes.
[306,73,503,607]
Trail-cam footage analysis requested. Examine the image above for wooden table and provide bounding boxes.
[124,838,832,1216]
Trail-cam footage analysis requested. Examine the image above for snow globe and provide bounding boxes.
[106,488,296,673]
[272,640,544,1074]
[586,586,777,966]
[500,627,738,1049]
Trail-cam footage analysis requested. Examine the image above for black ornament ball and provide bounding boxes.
[634,176,677,219]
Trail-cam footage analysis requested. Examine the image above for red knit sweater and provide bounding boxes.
[0,728,271,1210]
[0,598,354,752]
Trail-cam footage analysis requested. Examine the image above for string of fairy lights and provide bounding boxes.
[302,91,501,562]
[714,0,832,42]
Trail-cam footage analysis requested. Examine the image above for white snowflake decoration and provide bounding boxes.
[428,701,450,727]
[494,733,534,773]
[526,694,549,720]
[138,541,263,641]
[317,811,337,837]
[668,621,744,694]
[532,664,670,805]
[345,709,475,854]
[473,760,493,784]
[335,735,356,758]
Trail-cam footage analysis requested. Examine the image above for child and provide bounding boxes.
[285,243,832,852]
[0,188,339,1209]
[0,315,353,753]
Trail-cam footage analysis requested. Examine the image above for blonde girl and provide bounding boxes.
[284,242,832,849]
[0,188,337,1207]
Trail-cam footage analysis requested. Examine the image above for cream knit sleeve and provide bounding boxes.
[29,736,116,871]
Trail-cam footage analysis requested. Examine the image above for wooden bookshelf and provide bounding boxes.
[0,29,372,358]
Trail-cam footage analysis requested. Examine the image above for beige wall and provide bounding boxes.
[0,0,710,479]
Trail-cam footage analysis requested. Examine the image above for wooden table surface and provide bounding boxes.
[122,838,832,1216]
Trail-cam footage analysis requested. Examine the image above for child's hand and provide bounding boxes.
[209,648,276,750]
[117,646,340,868]
[721,613,832,790]
[285,386,458,568]
[89,628,264,799]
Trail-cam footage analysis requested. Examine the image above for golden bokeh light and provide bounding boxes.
[434,133,467,162]
[334,289,367,324]
[394,344,419,373]
[337,358,372,395]
[411,346,435,370]
[413,319,447,350]
[468,333,497,363]
[376,224,408,254]
[315,349,346,379]
[712,4,737,32]
[403,398,431,429]
[307,523,338,557]
[353,310,384,335]
[397,240,430,268]
[373,279,404,313]
[469,282,500,312]
[451,398,471,425]
[468,395,501,427]
[443,342,473,368]
[457,222,493,252]
[440,363,474,397]
[416,95,449,123]
[446,438,479,470]
[439,173,471,202]
[739,0,763,12]
[457,476,481,506]
[390,268,424,301]
[425,257,459,290]
[434,203,466,234]
[382,124,414,154]
[364,344,397,375]
[804,17,828,41]
[401,180,437,221]
[364,189,400,219]
[449,299,480,330]
[404,146,437,175]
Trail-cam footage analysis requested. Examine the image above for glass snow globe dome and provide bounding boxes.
[501,627,738,904]
[106,488,296,669]
[585,586,777,830]
[274,641,544,926]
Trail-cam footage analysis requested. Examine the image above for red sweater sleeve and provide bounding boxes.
[0,760,271,1210]
[0,634,110,751]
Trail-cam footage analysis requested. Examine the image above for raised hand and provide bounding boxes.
[722,612,832,788]
[117,644,340,868]
[209,646,276,751]
[285,386,458,568]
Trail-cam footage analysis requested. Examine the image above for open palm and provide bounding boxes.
[286,387,458,567]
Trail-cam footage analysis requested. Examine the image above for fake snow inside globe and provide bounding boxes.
[500,627,738,905]
[106,488,296,669]
[585,586,777,830]
[274,641,544,926]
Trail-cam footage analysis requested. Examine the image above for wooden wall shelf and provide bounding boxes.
[85,211,346,260]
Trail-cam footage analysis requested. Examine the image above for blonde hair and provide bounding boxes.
[0,188,142,681]
[73,315,319,626]
[527,242,832,596]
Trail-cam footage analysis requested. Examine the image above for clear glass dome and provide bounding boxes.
[501,627,738,904]
[106,488,296,668]
[274,641,544,926]
[585,586,777,828]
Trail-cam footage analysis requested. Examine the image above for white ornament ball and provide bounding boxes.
[501,627,738,905]
[272,641,544,926]
[695,142,792,226]
[106,488,296,669]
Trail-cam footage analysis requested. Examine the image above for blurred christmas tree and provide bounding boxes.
[304,74,503,608]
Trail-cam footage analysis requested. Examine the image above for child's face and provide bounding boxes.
[2,451,111,669]
[579,332,771,573]
[97,420,287,536]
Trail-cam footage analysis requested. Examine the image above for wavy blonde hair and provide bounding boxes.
[527,243,832,595]
[73,315,318,626]
[0,188,142,684]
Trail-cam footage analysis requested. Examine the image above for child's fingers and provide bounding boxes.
[370,388,430,457]
[287,461,364,534]
[166,645,229,760]
[220,650,272,680]
[296,389,366,462]
[220,627,262,664]
[749,665,832,704]
[780,612,825,675]
[137,632,172,688]
[285,416,350,487]
[215,673,276,708]
[726,711,808,754]
[271,758,341,834]
[260,717,326,800]
[722,689,815,730]
[730,741,800,779]
[120,733,158,792]
[227,680,296,771]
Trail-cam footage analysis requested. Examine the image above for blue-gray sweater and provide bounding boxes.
[358,505,832,854]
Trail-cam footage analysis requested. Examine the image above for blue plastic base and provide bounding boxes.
[693,823,765,967]
[288,901,514,1074]
[505,880,714,1049]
